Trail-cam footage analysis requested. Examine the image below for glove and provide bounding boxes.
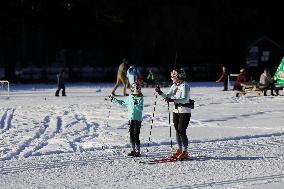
[164,97,174,103]
[134,100,138,105]
[155,85,162,95]
[109,94,114,102]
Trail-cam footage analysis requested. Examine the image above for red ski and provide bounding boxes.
[139,156,193,164]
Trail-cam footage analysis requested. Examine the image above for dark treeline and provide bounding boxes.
[0,0,283,82]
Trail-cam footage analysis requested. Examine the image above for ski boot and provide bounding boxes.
[133,152,141,157]
[171,149,182,159]
[177,151,190,160]
[127,151,136,157]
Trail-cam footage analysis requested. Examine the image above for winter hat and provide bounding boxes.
[131,82,142,90]
[171,68,186,80]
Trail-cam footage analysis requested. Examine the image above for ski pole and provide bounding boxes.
[106,104,111,128]
[168,101,173,150]
[102,95,113,150]
[147,93,157,154]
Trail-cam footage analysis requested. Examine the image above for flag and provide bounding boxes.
[273,57,284,85]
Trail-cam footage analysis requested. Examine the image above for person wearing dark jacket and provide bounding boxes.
[216,66,229,91]
[55,70,66,96]
[234,68,246,90]
[234,68,246,97]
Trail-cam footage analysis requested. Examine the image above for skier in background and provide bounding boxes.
[112,58,130,96]
[145,69,156,86]
[127,65,138,86]
[234,68,246,90]
[109,83,144,157]
[127,65,143,87]
[155,68,192,160]
[55,70,66,96]
[234,68,246,97]
[216,66,229,91]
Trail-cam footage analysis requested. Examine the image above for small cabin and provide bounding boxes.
[246,36,283,80]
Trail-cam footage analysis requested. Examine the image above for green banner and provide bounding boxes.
[274,57,284,85]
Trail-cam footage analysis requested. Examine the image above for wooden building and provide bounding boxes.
[246,36,283,80]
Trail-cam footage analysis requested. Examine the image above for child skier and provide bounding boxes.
[155,68,192,160]
[109,83,144,157]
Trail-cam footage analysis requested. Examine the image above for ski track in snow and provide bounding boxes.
[0,108,15,133]
[0,134,283,174]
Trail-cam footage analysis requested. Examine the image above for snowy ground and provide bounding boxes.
[0,82,284,189]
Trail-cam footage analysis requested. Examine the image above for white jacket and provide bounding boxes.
[259,72,271,88]
[161,82,191,113]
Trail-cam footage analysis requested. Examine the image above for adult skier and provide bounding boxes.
[55,70,66,96]
[112,58,130,96]
[155,68,192,160]
[127,65,138,86]
[216,66,229,91]
[127,65,143,87]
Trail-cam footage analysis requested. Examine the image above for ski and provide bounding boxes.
[139,156,210,164]
[139,157,192,164]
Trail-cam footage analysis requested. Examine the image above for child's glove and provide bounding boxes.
[164,97,174,103]
[134,100,138,105]
[155,85,162,95]
[189,99,195,109]
[109,94,114,102]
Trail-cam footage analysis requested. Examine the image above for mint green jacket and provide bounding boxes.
[112,94,144,121]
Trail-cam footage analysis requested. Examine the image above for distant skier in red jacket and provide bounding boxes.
[234,68,246,91]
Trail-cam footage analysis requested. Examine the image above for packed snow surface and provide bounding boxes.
[0,82,283,189]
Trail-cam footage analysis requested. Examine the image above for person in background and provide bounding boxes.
[127,65,138,86]
[259,68,275,96]
[234,68,246,97]
[112,58,130,96]
[234,68,246,90]
[55,70,66,96]
[109,83,144,157]
[216,66,229,91]
[155,68,192,160]
[146,69,156,86]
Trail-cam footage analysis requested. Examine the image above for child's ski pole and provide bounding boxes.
[102,95,113,150]
[146,93,157,155]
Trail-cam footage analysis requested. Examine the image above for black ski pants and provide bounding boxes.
[55,84,66,96]
[129,120,141,151]
[173,113,191,150]
[223,77,228,91]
